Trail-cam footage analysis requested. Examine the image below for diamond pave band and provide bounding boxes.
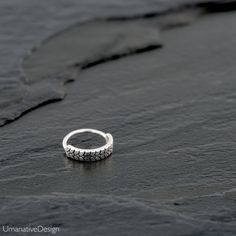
[62,129,113,161]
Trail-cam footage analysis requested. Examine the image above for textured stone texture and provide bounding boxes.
[0,0,236,235]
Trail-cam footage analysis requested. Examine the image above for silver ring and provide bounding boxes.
[62,128,113,162]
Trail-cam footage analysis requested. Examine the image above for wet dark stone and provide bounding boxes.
[0,0,236,235]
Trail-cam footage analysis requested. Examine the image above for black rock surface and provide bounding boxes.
[0,0,236,235]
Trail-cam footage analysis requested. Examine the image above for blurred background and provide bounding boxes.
[0,1,236,235]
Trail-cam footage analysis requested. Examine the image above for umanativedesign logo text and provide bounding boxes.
[2,225,60,234]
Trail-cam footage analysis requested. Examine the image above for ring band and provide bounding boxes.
[62,128,113,162]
